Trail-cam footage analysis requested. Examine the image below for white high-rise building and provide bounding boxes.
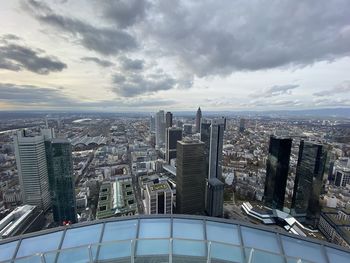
[155,110,165,147]
[13,129,55,211]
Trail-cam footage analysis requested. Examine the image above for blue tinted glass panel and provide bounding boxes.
[244,248,284,263]
[241,227,280,253]
[16,231,63,258]
[136,239,169,255]
[0,241,18,261]
[211,242,242,262]
[56,247,90,263]
[94,241,131,261]
[206,221,240,245]
[281,236,326,263]
[139,219,170,238]
[325,247,349,263]
[173,219,204,240]
[173,239,206,257]
[61,224,102,249]
[13,255,41,263]
[103,220,137,241]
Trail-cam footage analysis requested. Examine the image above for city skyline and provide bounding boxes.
[0,0,350,111]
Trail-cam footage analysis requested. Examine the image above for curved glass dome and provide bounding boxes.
[0,214,349,263]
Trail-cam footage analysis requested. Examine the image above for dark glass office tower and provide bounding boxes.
[208,118,225,179]
[165,111,173,128]
[46,139,77,225]
[200,121,211,153]
[176,140,206,214]
[166,127,182,164]
[205,178,224,217]
[291,141,327,226]
[264,136,292,210]
[195,107,202,133]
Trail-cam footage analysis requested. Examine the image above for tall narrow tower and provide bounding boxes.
[291,141,327,226]
[13,129,54,211]
[208,117,225,179]
[155,110,165,147]
[165,111,173,128]
[264,136,292,210]
[46,139,77,225]
[195,107,202,133]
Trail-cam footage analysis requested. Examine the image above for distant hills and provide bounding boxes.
[0,108,349,119]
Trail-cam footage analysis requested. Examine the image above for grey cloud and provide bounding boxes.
[96,0,150,28]
[0,41,67,74]
[313,81,350,96]
[81,57,114,67]
[22,0,138,55]
[145,0,350,76]
[120,56,144,71]
[0,82,174,109]
[0,83,73,105]
[251,84,299,98]
[112,71,176,97]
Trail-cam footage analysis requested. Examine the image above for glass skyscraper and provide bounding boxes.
[264,136,292,210]
[208,117,225,179]
[291,140,327,226]
[45,139,77,225]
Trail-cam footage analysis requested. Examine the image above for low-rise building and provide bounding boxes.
[96,177,137,219]
[318,208,350,248]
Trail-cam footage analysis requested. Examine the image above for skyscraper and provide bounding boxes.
[195,107,202,133]
[145,181,173,214]
[165,111,173,128]
[150,115,155,132]
[264,136,292,210]
[155,110,165,147]
[166,127,182,164]
[13,129,54,211]
[208,117,225,179]
[291,141,327,225]
[176,139,206,214]
[45,139,77,225]
[200,120,211,176]
[239,118,245,132]
[205,178,224,217]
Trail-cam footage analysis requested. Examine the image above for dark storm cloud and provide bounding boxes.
[120,56,144,71]
[145,0,350,76]
[313,81,350,97]
[111,71,176,97]
[0,83,174,108]
[96,0,150,28]
[0,41,67,74]
[22,0,138,55]
[251,84,299,98]
[81,57,114,67]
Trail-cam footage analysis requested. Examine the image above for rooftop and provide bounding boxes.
[0,214,349,263]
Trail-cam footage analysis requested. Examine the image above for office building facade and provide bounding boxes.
[145,181,173,214]
[264,136,292,210]
[291,141,327,225]
[165,111,173,128]
[176,140,206,214]
[208,117,225,179]
[195,107,202,133]
[165,127,182,164]
[239,118,245,132]
[155,110,166,147]
[205,178,224,217]
[45,139,77,225]
[13,129,53,211]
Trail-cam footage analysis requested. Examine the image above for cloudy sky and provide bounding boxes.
[0,0,350,112]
